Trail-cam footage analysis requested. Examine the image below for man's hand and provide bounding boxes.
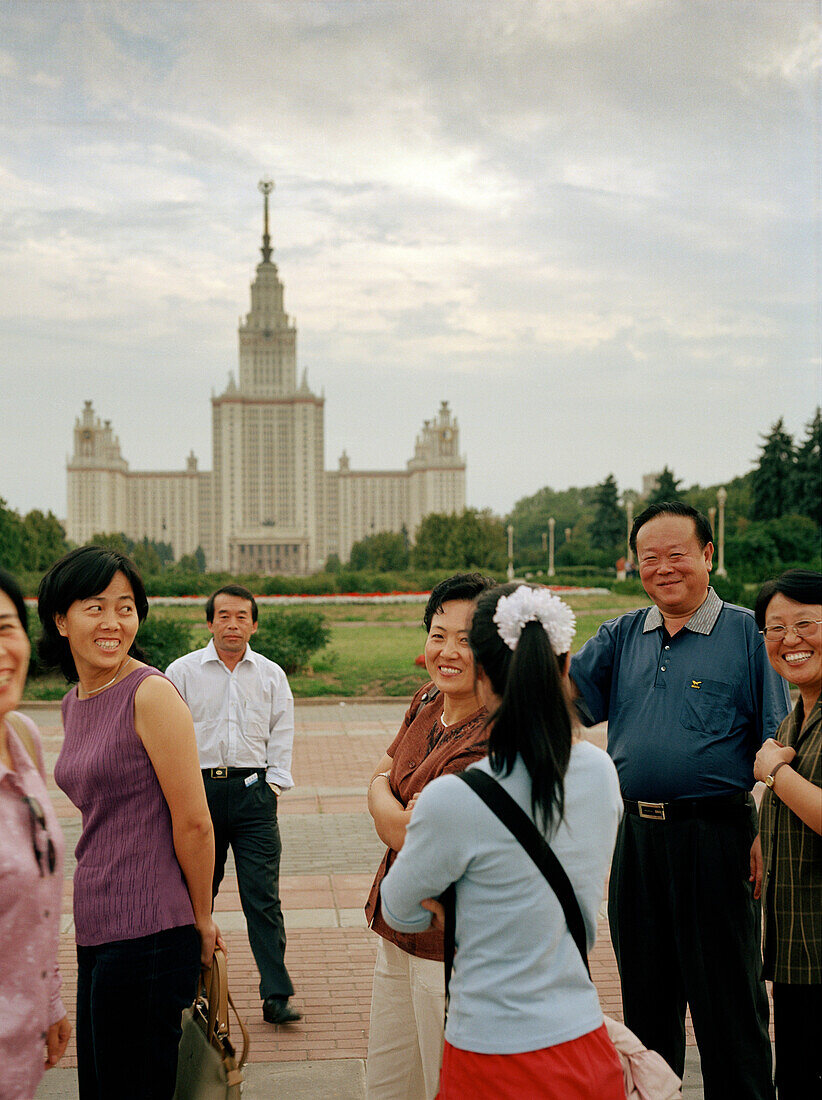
[749,834,763,900]
[45,1015,71,1069]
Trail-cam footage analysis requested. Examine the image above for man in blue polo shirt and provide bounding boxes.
[571,502,790,1099]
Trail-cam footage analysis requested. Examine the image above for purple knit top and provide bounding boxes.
[55,666,195,946]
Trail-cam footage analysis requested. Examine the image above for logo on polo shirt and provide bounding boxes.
[691,680,702,689]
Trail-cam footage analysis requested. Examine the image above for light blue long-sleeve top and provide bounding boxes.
[380,742,622,1054]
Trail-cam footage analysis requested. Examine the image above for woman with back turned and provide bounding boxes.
[381,584,624,1098]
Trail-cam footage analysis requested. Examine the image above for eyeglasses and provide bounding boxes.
[22,795,57,876]
[759,620,822,641]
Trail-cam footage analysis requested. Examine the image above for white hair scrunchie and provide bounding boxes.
[492,585,576,656]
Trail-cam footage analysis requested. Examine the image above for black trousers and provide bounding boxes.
[608,801,774,1100]
[76,924,200,1099]
[204,772,294,1000]
[772,982,822,1098]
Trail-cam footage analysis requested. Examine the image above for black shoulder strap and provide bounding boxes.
[410,685,440,723]
[442,768,591,1018]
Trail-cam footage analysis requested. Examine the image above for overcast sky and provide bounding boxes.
[1,0,818,523]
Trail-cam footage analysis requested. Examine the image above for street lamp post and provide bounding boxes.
[548,517,556,578]
[716,488,727,577]
[507,524,514,582]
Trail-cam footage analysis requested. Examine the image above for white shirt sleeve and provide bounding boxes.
[265,665,295,790]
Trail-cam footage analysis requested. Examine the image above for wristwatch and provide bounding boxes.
[764,762,789,789]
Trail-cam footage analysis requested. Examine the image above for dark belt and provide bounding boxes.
[623,790,749,822]
[202,767,265,780]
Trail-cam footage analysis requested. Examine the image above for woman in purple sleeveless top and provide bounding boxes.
[38,546,221,1099]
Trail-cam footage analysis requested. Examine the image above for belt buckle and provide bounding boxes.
[211,767,227,779]
[638,800,666,821]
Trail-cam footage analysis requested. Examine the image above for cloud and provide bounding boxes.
[0,0,817,522]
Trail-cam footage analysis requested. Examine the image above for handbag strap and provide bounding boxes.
[442,768,591,1015]
[201,948,250,1069]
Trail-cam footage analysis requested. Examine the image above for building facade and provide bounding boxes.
[65,183,466,573]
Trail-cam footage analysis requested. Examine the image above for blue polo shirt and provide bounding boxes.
[570,588,791,800]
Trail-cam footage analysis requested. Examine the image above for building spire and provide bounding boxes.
[258,177,274,263]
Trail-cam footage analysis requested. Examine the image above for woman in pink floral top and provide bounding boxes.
[0,568,70,1099]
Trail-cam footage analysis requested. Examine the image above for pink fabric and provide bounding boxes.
[0,713,66,1100]
[56,667,194,945]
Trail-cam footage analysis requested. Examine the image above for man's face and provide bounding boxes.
[636,515,713,618]
[208,594,257,657]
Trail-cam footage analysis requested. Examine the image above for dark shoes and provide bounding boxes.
[262,996,302,1024]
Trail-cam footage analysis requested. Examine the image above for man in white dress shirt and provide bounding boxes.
[166,584,300,1024]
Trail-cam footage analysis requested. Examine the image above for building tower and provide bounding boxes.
[210,180,326,572]
[66,401,129,545]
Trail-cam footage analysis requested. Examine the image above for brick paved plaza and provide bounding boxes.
[29,700,724,1098]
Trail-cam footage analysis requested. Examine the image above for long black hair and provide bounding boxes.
[469,583,574,831]
[37,546,149,681]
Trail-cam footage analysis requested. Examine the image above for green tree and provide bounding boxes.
[412,510,505,572]
[411,514,455,570]
[90,531,133,555]
[194,546,207,573]
[131,537,162,576]
[590,474,624,555]
[137,617,193,670]
[646,466,683,506]
[253,611,330,674]
[349,531,410,571]
[20,510,68,571]
[505,485,594,565]
[793,408,821,527]
[0,498,23,571]
[751,418,795,521]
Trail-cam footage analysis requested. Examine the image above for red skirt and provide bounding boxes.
[436,1023,625,1099]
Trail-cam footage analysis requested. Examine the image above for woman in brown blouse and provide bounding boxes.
[364,572,495,1100]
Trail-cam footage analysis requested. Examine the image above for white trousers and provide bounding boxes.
[366,936,446,1100]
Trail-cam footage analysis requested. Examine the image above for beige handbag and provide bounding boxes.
[174,948,250,1100]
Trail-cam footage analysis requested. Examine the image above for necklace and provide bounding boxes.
[84,656,133,697]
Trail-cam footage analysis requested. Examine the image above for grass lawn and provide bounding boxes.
[24,591,650,701]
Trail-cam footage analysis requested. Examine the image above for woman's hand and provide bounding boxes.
[421,897,445,931]
[44,1015,71,1069]
[753,739,796,784]
[197,916,225,967]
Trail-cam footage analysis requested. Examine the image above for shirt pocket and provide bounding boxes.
[679,679,735,736]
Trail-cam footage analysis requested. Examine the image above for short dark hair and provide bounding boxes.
[630,501,713,555]
[754,569,822,628]
[206,584,258,624]
[0,568,28,633]
[37,546,149,682]
[423,572,497,632]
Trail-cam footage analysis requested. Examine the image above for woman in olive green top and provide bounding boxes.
[753,570,821,1100]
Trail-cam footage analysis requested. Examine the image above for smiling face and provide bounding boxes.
[762,592,822,705]
[424,599,477,704]
[636,514,713,620]
[0,590,31,718]
[208,593,257,661]
[55,571,139,682]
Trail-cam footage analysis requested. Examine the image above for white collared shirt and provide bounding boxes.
[166,638,294,790]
